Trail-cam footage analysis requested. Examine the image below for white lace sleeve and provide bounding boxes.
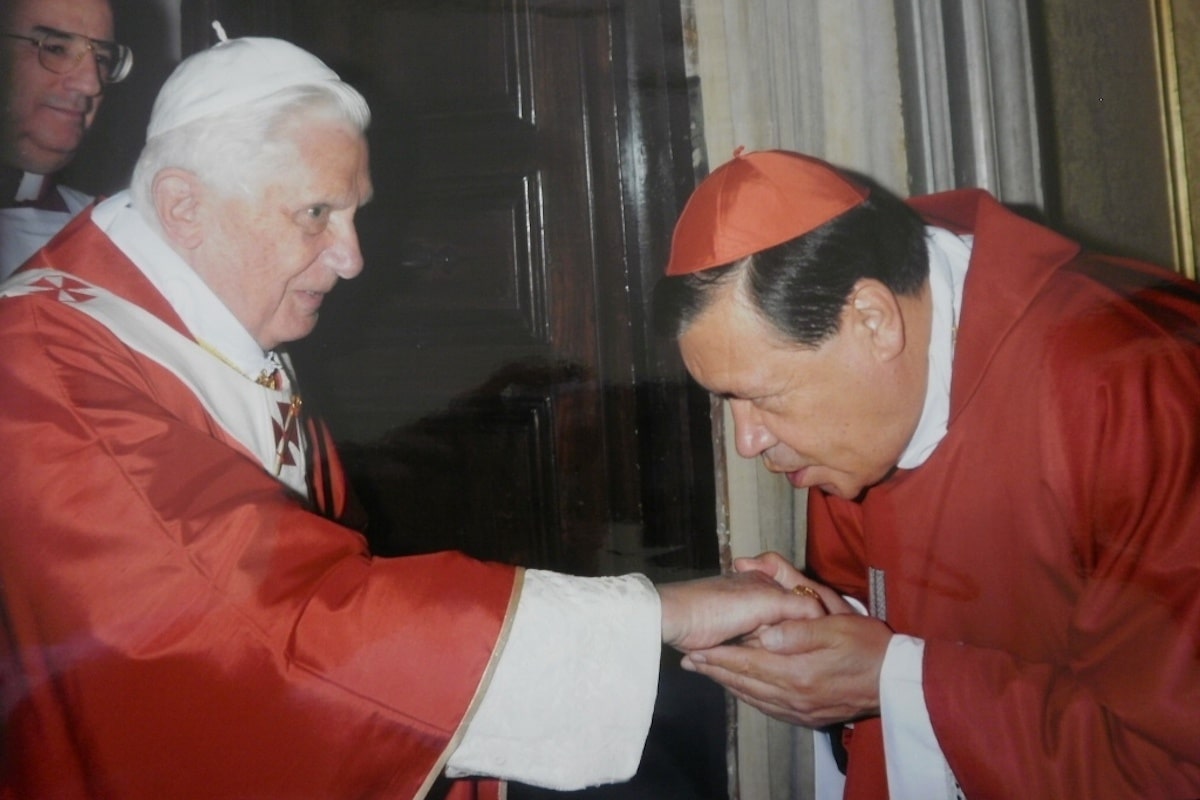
[445,569,662,789]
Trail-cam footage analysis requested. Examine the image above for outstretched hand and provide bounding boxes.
[657,570,827,652]
[731,552,855,615]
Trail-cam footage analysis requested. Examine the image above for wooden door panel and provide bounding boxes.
[378,177,544,343]
[273,0,606,573]
[340,394,558,566]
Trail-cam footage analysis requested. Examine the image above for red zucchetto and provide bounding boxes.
[665,148,869,276]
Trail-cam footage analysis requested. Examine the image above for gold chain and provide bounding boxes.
[197,339,278,387]
[196,339,303,475]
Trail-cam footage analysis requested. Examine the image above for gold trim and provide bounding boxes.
[1152,0,1197,279]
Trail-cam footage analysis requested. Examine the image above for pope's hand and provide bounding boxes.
[732,551,852,615]
[657,570,825,653]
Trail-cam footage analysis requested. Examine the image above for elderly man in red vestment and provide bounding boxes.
[0,36,819,799]
[655,149,1200,799]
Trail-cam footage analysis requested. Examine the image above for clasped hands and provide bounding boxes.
[658,552,892,728]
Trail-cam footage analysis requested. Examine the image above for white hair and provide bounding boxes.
[129,81,371,223]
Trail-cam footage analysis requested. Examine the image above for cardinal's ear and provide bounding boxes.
[847,278,907,362]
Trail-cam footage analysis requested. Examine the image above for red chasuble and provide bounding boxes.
[0,211,518,799]
[808,190,1200,799]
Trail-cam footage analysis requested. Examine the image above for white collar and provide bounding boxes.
[15,172,45,203]
[91,191,279,380]
[895,226,973,469]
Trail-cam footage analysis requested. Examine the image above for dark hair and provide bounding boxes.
[653,177,928,347]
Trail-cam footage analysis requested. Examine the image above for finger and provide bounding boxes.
[680,650,778,694]
[736,629,767,648]
[733,572,829,623]
[683,643,807,681]
[681,651,815,721]
[684,657,847,729]
[787,582,825,607]
[733,552,798,585]
[731,558,847,613]
[731,557,774,580]
[758,618,824,653]
[776,593,831,623]
[817,588,856,615]
[780,578,860,618]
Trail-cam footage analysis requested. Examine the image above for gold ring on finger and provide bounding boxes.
[791,584,821,601]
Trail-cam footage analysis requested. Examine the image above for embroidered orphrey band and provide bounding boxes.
[868,567,887,622]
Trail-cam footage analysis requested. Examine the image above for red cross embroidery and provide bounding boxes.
[30,275,97,304]
[272,399,302,468]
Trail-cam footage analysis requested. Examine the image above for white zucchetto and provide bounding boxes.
[146,34,342,140]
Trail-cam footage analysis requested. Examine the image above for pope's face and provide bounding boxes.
[194,119,372,351]
[679,281,925,500]
[0,0,113,174]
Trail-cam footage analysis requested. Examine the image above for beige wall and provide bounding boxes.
[1037,0,1196,278]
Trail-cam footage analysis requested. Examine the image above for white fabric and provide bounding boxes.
[0,268,309,497]
[447,570,661,789]
[148,37,342,139]
[813,725,848,800]
[14,172,44,202]
[896,227,972,469]
[0,180,91,280]
[880,636,959,799]
[93,192,279,379]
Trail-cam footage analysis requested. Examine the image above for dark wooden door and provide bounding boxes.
[181,0,716,579]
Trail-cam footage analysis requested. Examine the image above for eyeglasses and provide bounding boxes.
[2,28,133,85]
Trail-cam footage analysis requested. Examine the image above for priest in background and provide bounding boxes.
[0,0,132,278]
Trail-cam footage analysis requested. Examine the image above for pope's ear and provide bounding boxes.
[848,278,905,361]
[151,168,205,250]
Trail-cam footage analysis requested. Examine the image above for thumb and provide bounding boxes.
[759,619,824,653]
[734,552,800,586]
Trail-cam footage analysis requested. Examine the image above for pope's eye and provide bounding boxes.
[294,205,331,234]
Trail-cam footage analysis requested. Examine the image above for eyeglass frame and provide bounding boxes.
[2,26,133,85]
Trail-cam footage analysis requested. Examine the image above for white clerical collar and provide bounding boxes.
[14,172,45,203]
[91,191,279,380]
[895,226,973,469]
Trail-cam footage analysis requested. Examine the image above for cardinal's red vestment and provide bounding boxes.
[0,210,518,799]
[810,190,1200,799]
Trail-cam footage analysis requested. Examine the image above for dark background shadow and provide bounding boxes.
[60,0,175,196]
